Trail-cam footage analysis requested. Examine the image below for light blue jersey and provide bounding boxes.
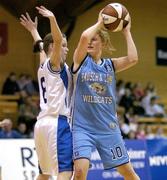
[72,55,129,169]
[72,55,121,134]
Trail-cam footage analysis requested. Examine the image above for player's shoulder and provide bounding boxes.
[39,58,49,69]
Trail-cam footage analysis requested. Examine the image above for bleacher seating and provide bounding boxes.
[0,94,167,135]
[138,117,167,123]
[0,101,18,127]
[0,95,40,128]
[138,117,167,135]
[0,95,19,101]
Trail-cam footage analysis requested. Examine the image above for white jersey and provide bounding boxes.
[37,59,72,120]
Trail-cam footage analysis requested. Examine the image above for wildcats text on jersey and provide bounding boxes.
[82,95,112,104]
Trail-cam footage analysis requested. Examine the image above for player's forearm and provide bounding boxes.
[124,30,138,63]
[49,16,63,44]
[82,21,103,44]
[31,29,42,42]
[48,16,62,69]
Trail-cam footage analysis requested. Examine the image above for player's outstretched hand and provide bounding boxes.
[20,12,37,32]
[36,6,54,19]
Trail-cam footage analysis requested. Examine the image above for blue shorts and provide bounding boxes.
[57,115,73,172]
[73,131,129,169]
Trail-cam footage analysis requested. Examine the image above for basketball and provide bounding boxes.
[101,3,130,32]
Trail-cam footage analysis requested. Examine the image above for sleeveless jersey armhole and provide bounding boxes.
[71,55,88,74]
[109,58,116,72]
[47,60,65,75]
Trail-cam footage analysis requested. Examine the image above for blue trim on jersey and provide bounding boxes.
[40,63,44,69]
[110,59,115,72]
[38,163,42,174]
[47,60,61,74]
[71,54,88,74]
[60,66,68,90]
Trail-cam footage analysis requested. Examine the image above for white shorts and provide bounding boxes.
[34,115,73,176]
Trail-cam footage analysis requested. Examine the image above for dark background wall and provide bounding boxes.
[0,0,167,96]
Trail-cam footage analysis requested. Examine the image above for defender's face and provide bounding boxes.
[61,38,69,62]
[87,34,102,56]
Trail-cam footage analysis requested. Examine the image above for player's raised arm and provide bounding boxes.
[20,12,46,64]
[73,12,104,71]
[112,20,138,73]
[99,3,138,73]
[36,6,63,71]
[20,12,41,41]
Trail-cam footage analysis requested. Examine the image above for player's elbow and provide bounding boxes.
[80,31,90,44]
[132,57,138,64]
[126,57,138,68]
[128,54,138,65]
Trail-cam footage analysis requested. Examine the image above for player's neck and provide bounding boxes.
[94,59,102,65]
[92,54,102,64]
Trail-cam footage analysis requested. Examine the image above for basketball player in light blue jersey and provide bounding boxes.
[71,12,140,180]
[20,6,73,180]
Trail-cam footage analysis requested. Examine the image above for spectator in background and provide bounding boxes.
[2,72,20,95]
[119,117,130,139]
[145,126,155,139]
[0,120,8,127]
[132,99,145,116]
[23,74,39,96]
[155,127,166,139]
[128,114,138,133]
[141,89,153,114]
[119,89,135,112]
[17,89,29,105]
[136,124,146,139]
[0,119,21,138]
[128,130,137,139]
[17,73,27,91]
[18,96,39,133]
[145,96,166,117]
[17,122,29,138]
[124,81,134,91]
[132,82,144,101]
[145,82,157,97]
[116,79,125,104]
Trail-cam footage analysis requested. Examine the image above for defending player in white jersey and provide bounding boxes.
[20,6,73,180]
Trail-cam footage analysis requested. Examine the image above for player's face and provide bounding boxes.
[87,34,102,56]
[61,38,68,62]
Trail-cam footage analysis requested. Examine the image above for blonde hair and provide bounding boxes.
[97,29,116,54]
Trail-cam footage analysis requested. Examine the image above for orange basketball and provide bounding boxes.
[101,3,130,32]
